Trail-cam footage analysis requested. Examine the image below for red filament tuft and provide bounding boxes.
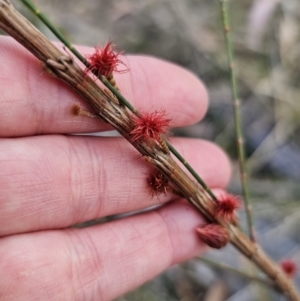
[85,41,128,78]
[147,171,169,197]
[196,224,230,249]
[131,110,171,142]
[280,259,297,278]
[215,192,241,222]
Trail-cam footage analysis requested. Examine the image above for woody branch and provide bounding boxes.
[0,1,299,300]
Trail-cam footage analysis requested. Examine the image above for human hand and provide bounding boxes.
[0,36,231,301]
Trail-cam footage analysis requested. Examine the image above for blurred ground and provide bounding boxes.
[9,0,300,300]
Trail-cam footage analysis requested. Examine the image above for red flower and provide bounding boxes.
[147,171,169,197]
[215,192,241,222]
[130,110,171,142]
[280,259,297,278]
[196,224,230,249]
[85,41,128,78]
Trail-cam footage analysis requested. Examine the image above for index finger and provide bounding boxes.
[0,36,208,137]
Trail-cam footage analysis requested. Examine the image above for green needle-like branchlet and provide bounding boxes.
[198,257,275,289]
[2,2,300,299]
[219,0,255,241]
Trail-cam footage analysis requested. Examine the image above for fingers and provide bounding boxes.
[0,201,207,301]
[0,36,208,137]
[0,135,231,236]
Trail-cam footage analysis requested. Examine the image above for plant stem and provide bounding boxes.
[219,0,255,241]
[1,2,300,299]
[20,0,218,202]
[198,257,276,290]
[20,0,137,114]
[167,143,217,201]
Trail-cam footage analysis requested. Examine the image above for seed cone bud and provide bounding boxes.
[196,224,230,249]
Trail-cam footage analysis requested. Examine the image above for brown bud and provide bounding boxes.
[70,103,82,116]
[147,171,169,197]
[196,224,230,249]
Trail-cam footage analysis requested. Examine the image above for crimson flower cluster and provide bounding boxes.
[131,110,171,142]
[147,171,169,197]
[280,259,298,278]
[196,193,241,249]
[215,192,241,222]
[85,41,128,78]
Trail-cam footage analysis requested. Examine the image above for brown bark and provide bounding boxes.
[0,1,299,300]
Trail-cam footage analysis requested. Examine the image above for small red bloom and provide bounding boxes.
[85,41,128,77]
[130,110,171,142]
[280,259,297,278]
[147,171,169,197]
[196,224,230,249]
[215,192,241,222]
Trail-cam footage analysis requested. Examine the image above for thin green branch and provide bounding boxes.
[20,0,217,202]
[3,2,300,299]
[219,0,255,241]
[197,257,277,290]
[167,143,217,201]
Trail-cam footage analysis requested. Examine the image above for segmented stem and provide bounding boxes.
[21,0,137,113]
[220,0,255,241]
[21,0,217,201]
[167,142,217,201]
[198,257,276,289]
[2,2,300,299]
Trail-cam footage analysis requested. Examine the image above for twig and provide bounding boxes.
[198,257,277,290]
[0,1,299,300]
[219,0,255,241]
[20,0,217,202]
